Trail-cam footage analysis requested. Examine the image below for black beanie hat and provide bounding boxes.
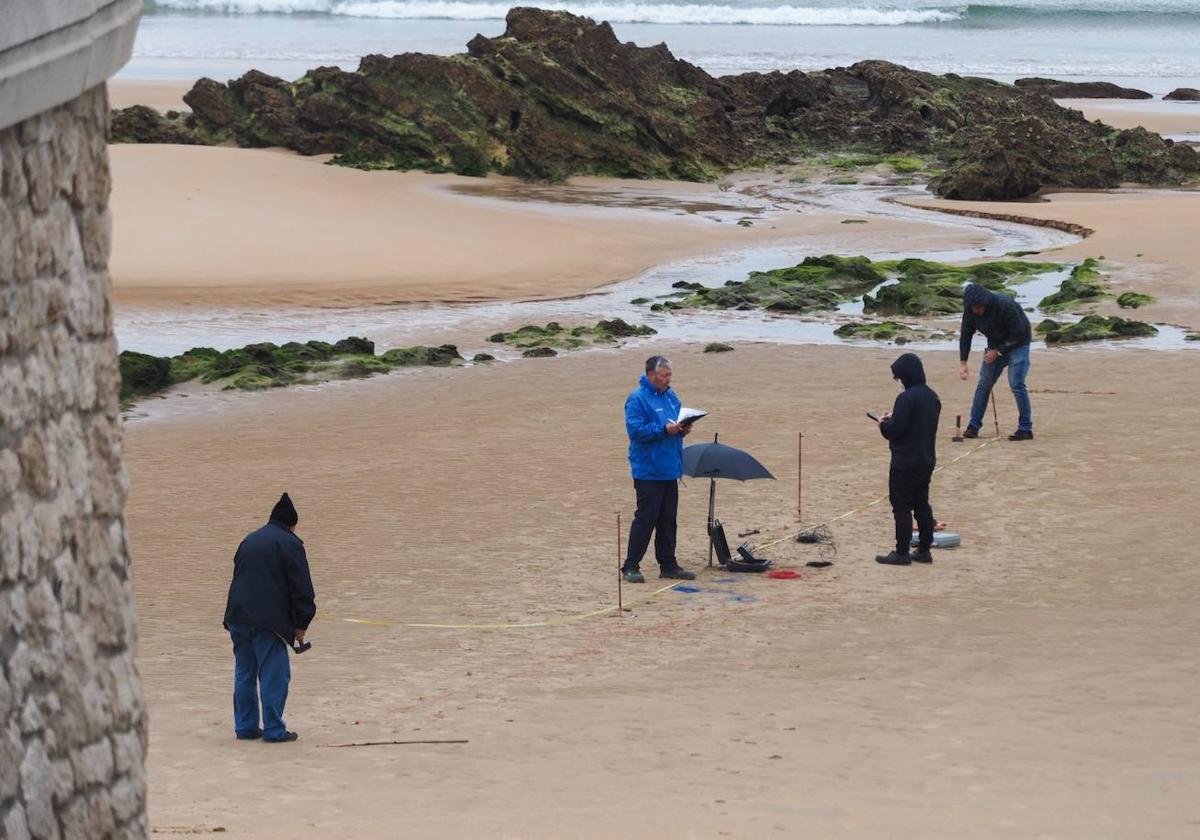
[270,493,298,527]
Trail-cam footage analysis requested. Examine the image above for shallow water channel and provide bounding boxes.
[114,182,1197,359]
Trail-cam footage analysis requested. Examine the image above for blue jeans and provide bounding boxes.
[229,622,291,740]
[969,343,1032,433]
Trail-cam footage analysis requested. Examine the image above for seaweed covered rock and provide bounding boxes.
[109,105,204,145]
[1014,78,1152,99]
[1116,291,1154,309]
[1038,259,1107,311]
[522,347,558,358]
[677,255,1060,317]
[682,255,886,314]
[380,344,464,366]
[118,352,172,402]
[490,319,655,351]
[704,342,734,353]
[833,321,926,342]
[863,258,1058,316]
[108,9,1198,197]
[1038,315,1157,344]
[1110,127,1200,184]
[117,337,467,404]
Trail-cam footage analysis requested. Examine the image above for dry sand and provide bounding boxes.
[1056,98,1200,134]
[107,144,985,309]
[124,343,1200,839]
[109,80,191,112]
[905,190,1200,329]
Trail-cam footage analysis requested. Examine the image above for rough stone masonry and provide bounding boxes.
[0,85,148,839]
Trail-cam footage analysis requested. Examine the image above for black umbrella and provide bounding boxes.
[682,433,775,566]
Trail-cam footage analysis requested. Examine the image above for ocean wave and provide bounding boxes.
[145,1,964,25]
[143,1,1200,25]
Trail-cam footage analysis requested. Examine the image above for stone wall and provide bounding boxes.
[0,86,147,839]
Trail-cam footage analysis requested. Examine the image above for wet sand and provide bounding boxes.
[107,144,982,309]
[906,190,1200,329]
[125,344,1200,839]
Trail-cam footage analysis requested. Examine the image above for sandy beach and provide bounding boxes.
[1056,98,1200,134]
[106,76,1200,840]
[906,190,1200,329]
[107,144,989,309]
[124,343,1200,839]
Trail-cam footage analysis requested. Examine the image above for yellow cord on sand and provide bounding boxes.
[337,438,996,631]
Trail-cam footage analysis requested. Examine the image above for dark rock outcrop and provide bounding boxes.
[109,8,1200,200]
[1164,87,1200,101]
[1015,78,1152,99]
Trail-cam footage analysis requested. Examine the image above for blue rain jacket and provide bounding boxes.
[625,375,684,481]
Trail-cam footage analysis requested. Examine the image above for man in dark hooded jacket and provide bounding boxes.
[960,283,1034,441]
[223,493,316,743]
[876,353,941,566]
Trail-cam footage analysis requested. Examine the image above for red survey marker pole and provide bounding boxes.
[616,512,623,617]
[797,431,804,522]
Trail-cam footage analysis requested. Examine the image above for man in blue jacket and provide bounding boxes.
[622,356,697,583]
[960,283,1034,441]
[223,492,317,743]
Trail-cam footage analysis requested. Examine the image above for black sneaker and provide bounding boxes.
[621,567,645,584]
[264,731,299,743]
[235,730,262,741]
[875,552,912,565]
[1008,429,1034,441]
[962,426,980,439]
[912,549,934,564]
[659,566,697,580]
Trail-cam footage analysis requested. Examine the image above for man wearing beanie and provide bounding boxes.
[223,492,317,743]
[959,282,1034,441]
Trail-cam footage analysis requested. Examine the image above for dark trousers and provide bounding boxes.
[229,622,291,740]
[625,479,679,571]
[889,467,935,555]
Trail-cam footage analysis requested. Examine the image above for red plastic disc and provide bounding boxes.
[767,569,801,580]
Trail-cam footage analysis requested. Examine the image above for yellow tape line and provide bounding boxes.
[337,581,684,630]
[336,438,996,631]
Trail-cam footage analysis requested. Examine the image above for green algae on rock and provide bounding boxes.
[1116,291,1155,309]
[118,338,467,405]
[488,319,656,351]
[1037,259,1107,311]
[670,255,1061,317]
[704,342,734,353]
[834,321,927,343]
[1037,315,1157,344]
[108,9,1199,199]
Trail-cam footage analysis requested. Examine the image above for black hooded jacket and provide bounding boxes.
[879,353,941,471]
[959,284,1032,361]
[223,519,317,642]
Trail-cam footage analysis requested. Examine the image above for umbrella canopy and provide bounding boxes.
[683,441,774,482]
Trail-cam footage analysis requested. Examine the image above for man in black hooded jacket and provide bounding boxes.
[876,353,941,566]
[960,283,1034,441]
[223,492,316,743]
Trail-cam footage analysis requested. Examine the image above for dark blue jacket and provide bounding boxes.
[960,283,1032,361]
[625,375,684,481]
[880,353,941,471]
[223,520,316,642]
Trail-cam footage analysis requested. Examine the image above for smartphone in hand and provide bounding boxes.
[867,412,880,423]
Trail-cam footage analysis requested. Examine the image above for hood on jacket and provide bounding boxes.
[891,352,927,389]
[963,283,994,310]
[639,373,668,394]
